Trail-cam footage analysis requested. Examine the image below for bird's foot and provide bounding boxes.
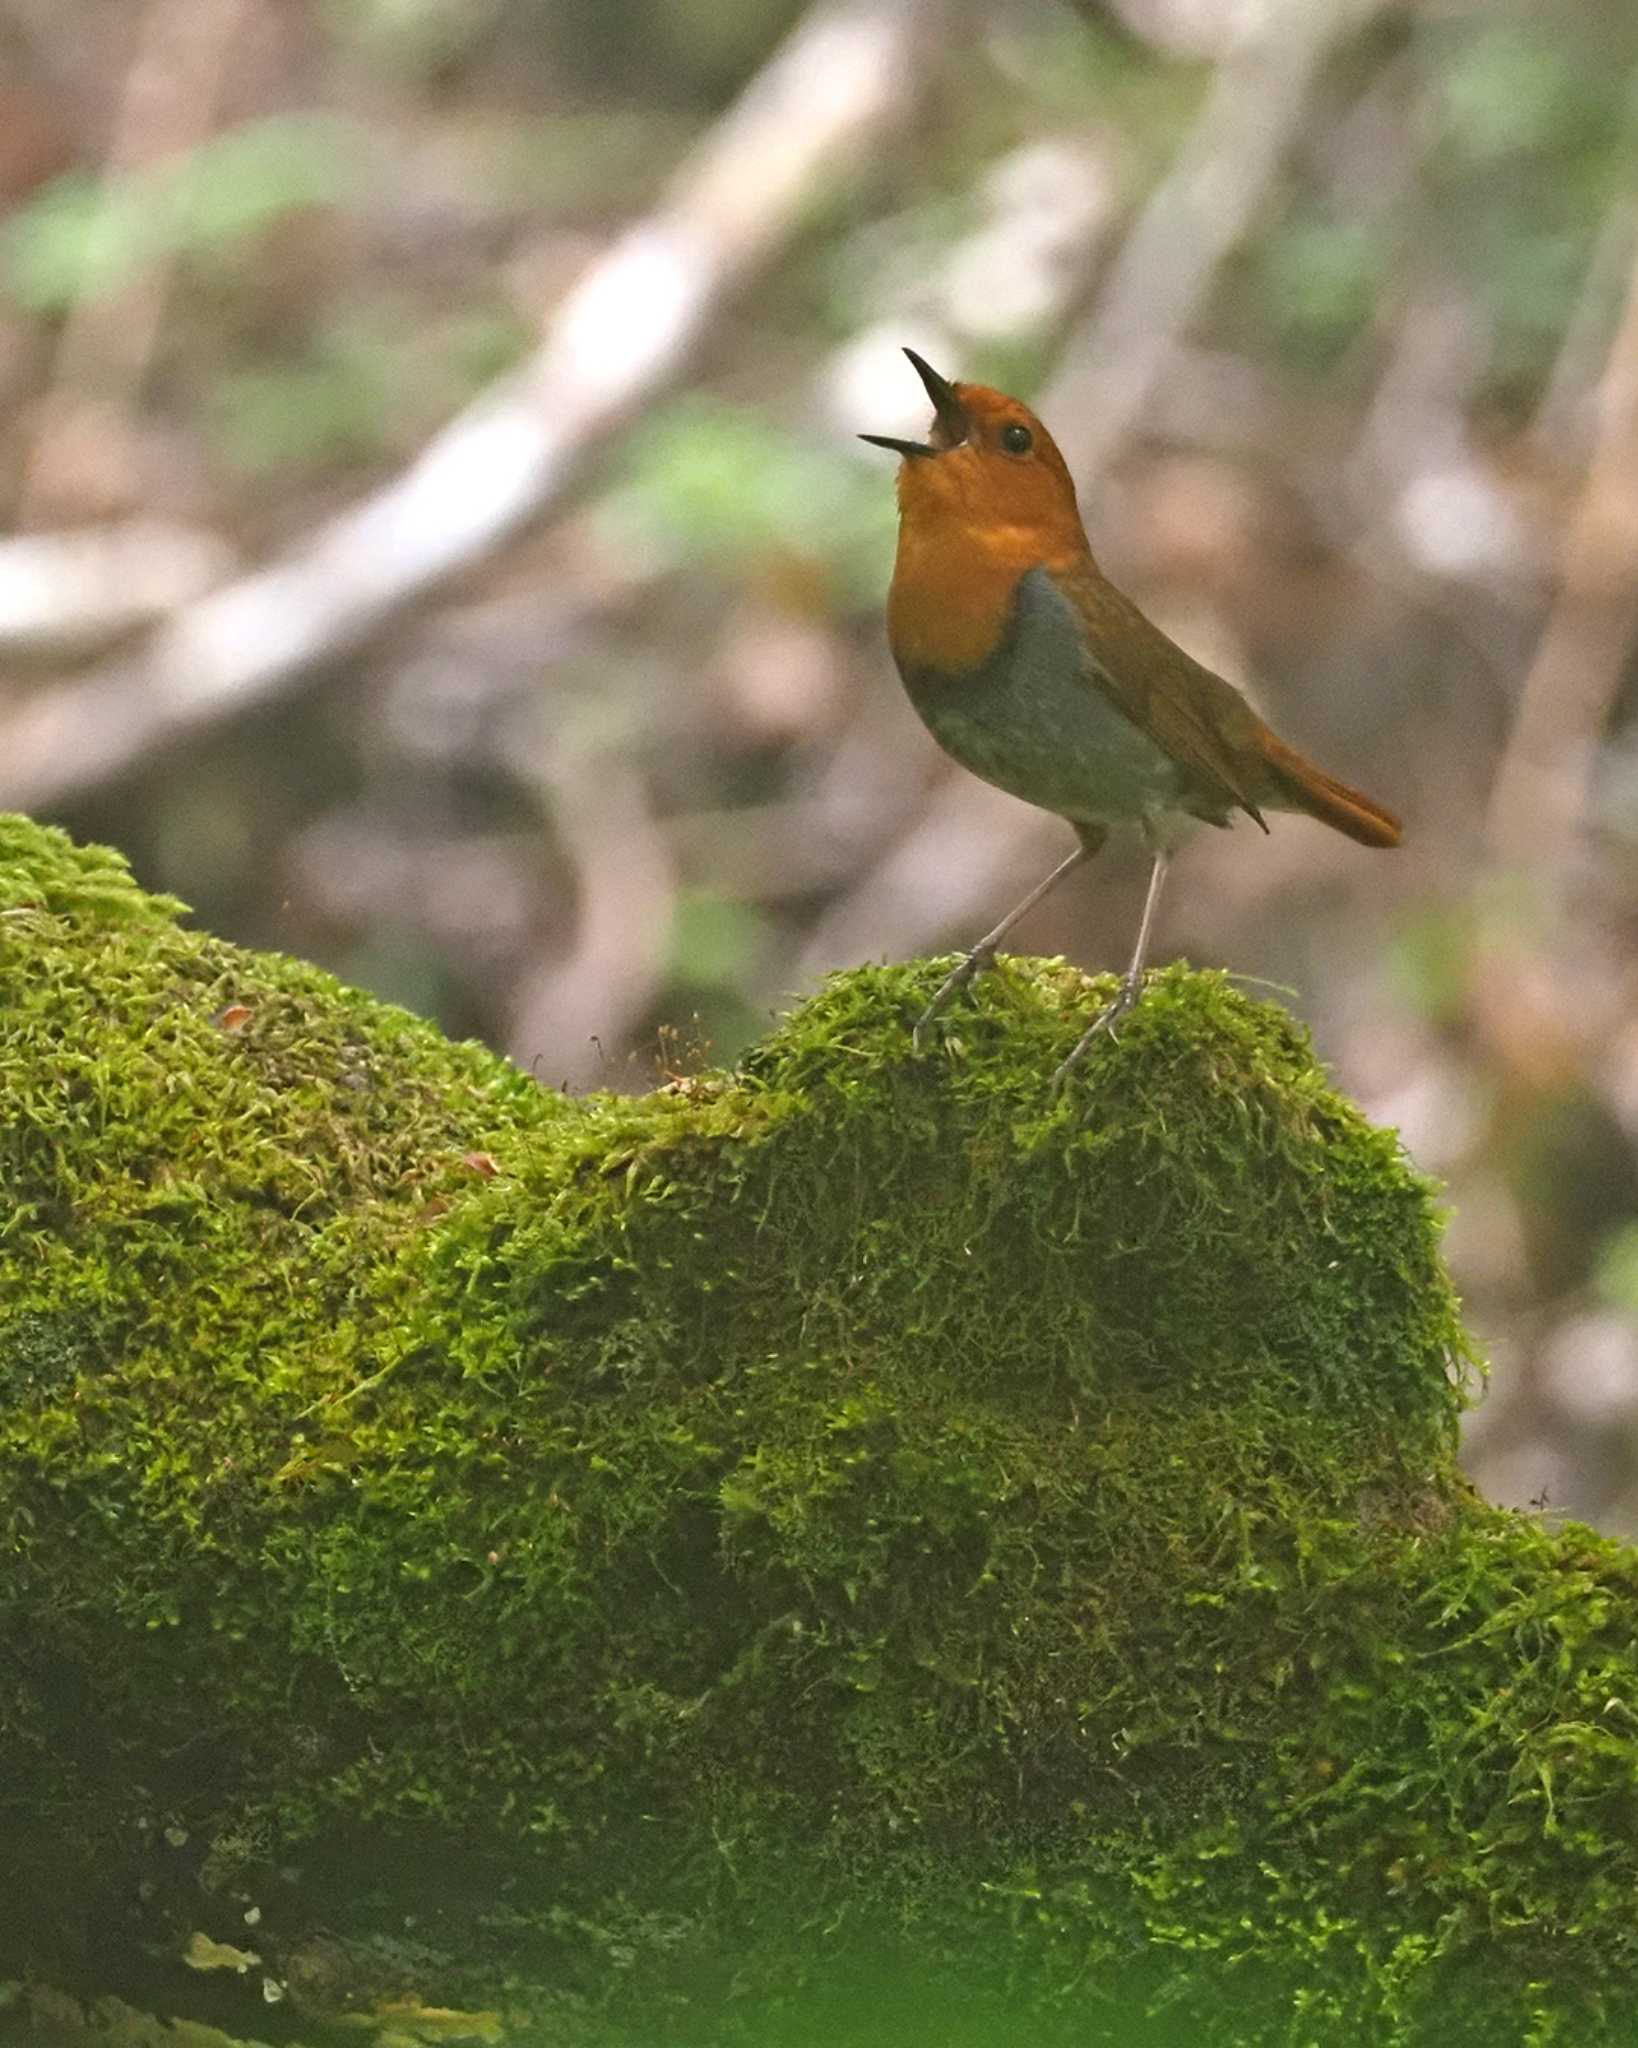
[912,945,995,1052]
[1049,972,1145,1095]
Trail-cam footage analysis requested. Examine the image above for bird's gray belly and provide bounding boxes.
[900,571,1190,829]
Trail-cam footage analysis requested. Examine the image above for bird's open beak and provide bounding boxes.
[858,431,934,459]
[902,349,969,446]
[858,347,970,459]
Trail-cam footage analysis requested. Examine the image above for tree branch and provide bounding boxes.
[0,0,941,811]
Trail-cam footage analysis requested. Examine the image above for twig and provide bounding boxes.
[16,0,253,525]
[1532,199,1638,470]
[505,754,677,1093]
[1044,0,1375,485]
[0,0,942,812]
[1485,243,1638,873]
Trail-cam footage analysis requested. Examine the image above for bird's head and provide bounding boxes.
[861,350,1081,555]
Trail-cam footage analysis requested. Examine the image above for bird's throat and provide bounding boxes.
[888,523,1068,676]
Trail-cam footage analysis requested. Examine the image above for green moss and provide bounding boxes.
[2,814,1636,2045]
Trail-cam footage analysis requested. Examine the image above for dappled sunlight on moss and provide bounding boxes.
[2,815,1636,2044]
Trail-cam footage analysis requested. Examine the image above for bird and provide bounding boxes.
[861,349,1401,1089]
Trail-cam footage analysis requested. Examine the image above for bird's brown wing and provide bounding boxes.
[1058,560,1271,830]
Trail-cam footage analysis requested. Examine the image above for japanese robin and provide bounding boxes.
[862,350,1399,1087]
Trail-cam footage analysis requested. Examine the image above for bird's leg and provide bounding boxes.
[1050,850,1170,1092]
[913,837,1099,1051]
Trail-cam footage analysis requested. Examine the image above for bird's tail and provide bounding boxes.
[1262,735,1401,848]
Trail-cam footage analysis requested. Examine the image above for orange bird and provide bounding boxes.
[861,350,1400,1087]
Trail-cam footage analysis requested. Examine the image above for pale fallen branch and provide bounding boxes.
[0,0,940,811]
[0,522,236,660]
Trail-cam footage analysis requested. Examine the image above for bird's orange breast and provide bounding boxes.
[887,521,1066,677]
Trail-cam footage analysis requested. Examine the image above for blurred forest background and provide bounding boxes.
[2,0,1638,1530]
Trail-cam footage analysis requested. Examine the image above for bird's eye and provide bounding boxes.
[1000,422,1033,456]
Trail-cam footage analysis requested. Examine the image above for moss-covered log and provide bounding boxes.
[2,814,1637,2046]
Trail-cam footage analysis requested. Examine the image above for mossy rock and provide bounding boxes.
[2,813,1636,2046]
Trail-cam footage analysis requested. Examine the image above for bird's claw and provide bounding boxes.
[912,946,995,1051]
[1049,974,1144,1096]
